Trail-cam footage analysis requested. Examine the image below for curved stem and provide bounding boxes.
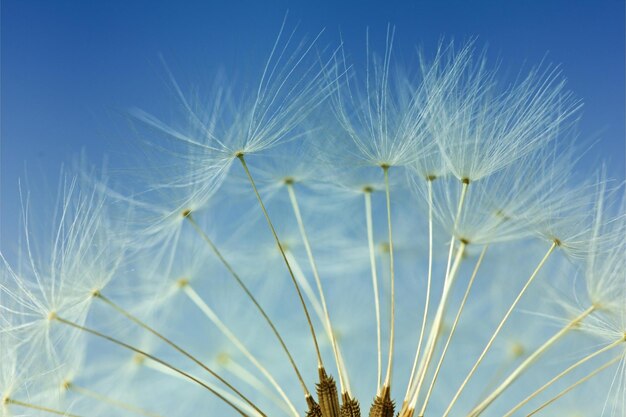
[470,305,596,416]
[442,241,557,417]
[4,398,85,417]
[365,189,383,392]
[287,182,349,394]
[526,355,622,417]
[407,180,470,407]
[238,154,324,368]
[222,356,294,416]
[182,284,298,417]
[410,240,466,405]
[184,214,310,397]
[383,165,396,389]
[503,337,624,417]
[53,315,252,417]
[96,294,262,416]
[140,355,263,416]
[68,383,165,417]
[285,250,326,320]
[417,245,488,416]
[405,179,434,402]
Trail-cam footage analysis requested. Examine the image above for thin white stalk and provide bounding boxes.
[143,357,263,417]
[336,342,352,394]
[286,182,349,394]
[53,315,253,417]
[407,180,470,405]
[526,355,622,417]
[383,165,396,389]
[410,241,466,404]
[365,188,383,392]
[285,250,326,320]
[503,337,625,417]
[468,348,526,404]
[182,284,298,417]
[68,384,165,417]
[416,245,489,416]
[285,249,353,397]
[446,181,470,280]
[95,293,261,416]
[238,154,324,368]
[4,399,85,417]
[404,179,435,402]
[475,353,524,403]
[223,356,294,416]
[442,241,558,417]
[184,213,311,398]
[470,305,597,416]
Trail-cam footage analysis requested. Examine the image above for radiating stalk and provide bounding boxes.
[68,383,165,417]
[382,165,396,390]
[404,178,435,402]
[409,240,466,408]
[182,284,298,417]
[285,249,353,399]
[405,179,469,410]
[364,188,383,392]
[142,356,264,417]
[442,241,558,417]
[446,180,469,279]
[470,305,597,416]
[52,315,253,417]
[238,153,324,368]
[222,356,294,416]
[184,213,311,398]
[526,355,622,417]
[475,350,525,402]
[286,250,326,321]
[502,337,625,417]
[416,245,489,416]
[287,181,350,394]
[95,293,262,415]
[3,398,85,417]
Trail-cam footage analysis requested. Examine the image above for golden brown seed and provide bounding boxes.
[306,394,323,417]
[367,385,395,417]
[317,367,341,417]
[340,392,361,417]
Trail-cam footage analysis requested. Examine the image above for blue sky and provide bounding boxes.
[1,0,624,247]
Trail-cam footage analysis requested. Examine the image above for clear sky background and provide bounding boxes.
[1,0,624,248]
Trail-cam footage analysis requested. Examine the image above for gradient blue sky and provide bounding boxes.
[2,0,624,247]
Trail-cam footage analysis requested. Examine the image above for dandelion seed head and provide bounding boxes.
[2,30,624,417]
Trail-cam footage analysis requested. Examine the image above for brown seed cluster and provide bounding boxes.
[304,368,365,417]
[305,370,397,417]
